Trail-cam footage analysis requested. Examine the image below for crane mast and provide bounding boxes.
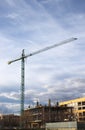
[8,37,77,128]
[21,49,25,120]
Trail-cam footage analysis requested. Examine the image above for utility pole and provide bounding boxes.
[8,37,77,128]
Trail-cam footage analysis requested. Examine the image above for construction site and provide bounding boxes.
[1,38,85,130]
[0,38,80,130]
[0,99,75,129]
[0,98,85,130]
[7,38,77,129]
[0,0,85,129]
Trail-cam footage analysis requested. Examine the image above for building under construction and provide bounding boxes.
[23,100,75,128]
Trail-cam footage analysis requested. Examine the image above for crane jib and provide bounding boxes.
[25,37,77,58]
[8,37,77,64]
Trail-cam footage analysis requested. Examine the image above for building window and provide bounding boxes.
[82,101,85,105]
[78,102,81,106]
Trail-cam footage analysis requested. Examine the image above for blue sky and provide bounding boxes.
[0,0,85,114]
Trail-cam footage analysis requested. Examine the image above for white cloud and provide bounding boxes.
[0,92,19,101]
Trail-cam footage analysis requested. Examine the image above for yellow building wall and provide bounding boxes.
[59,97,85,122]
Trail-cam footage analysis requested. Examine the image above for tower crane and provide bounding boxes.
[8,37,77,128]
